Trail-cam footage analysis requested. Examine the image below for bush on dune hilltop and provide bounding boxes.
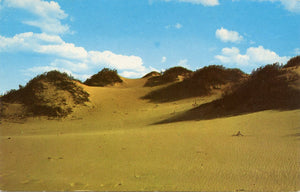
[144,66,192,87]
[283,55,300,68]
[218,62,300,112]
[159,61,300,123]
[1,70,89,118]
[189,65,246,89]
[143,65,246,102]
[84,68,123,86]
[143,71,161,78]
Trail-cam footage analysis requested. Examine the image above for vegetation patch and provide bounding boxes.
[283,55,300,68]
[158,62,300,123]
[143,65,246,102]
[217,63,300,112]
[144,66,192,87]
[84,68,123,86]
[1,70,89,118]
[143,71,161,78]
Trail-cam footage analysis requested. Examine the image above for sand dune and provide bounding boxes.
[0,64,300,191]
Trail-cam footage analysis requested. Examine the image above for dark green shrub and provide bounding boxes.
[144,66,192,87]
[1,70,89,117]
[84,68,123,86]
[283,55,300,68]
[143,71,161,78]
[219,63,300,112]
[143,65,245,102]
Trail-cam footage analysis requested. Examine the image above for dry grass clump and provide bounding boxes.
[144,66,192,87]
[1,70,89,117]
[84,68,123,86]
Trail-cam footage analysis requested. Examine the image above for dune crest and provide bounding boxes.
[1,71,89,119]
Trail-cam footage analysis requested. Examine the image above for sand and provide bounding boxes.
[0,78,299,191]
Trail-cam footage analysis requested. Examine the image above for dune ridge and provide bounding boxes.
[0,57,299,191]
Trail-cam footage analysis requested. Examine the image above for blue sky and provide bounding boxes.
[0,0,299,94]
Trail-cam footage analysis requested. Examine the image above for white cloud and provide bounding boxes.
[216,27,243,43]
[215,46,290,67]
[120,66,160,78]
[37,43,88,60]
[87,51,145,72]
[253,0,300,13]
[0,32,86,60]
[50,59,89,73]
[25,64,91,81]
[0,32,148,79]
[25,65,73,79]
[246,46,289,64]
[3,0,69,34]
[23,19,69,35]
[175,23,182,29]
[215,47,249,65]
[120,71,144,78]
[164,0,219,6]
[161,56,167,63]
[165,23,183,30]
[177,59,190,68]
[0,32,64,52]
[178,59,188,66]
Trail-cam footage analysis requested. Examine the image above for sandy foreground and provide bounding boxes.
[0,78,299,191]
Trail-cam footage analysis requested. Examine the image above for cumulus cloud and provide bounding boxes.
[0,32,149,79]
[215,47,249,65]
[253,0,300,13]
[38,43,88,60]
[3,0,69,34]
[0,32,64,52]
[215,46,290,67]
[50,59,89,73]
[0,32,86,60]
[164,0,219,6]
[25,63,91,81]
[87,51,146,72]
[216,27,243,43]
[120,66,160,78]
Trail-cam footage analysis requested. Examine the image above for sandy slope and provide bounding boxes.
[0,77,299,191]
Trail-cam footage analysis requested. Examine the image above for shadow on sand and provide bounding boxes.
[155,98,300,124]
[154,64,300,124]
